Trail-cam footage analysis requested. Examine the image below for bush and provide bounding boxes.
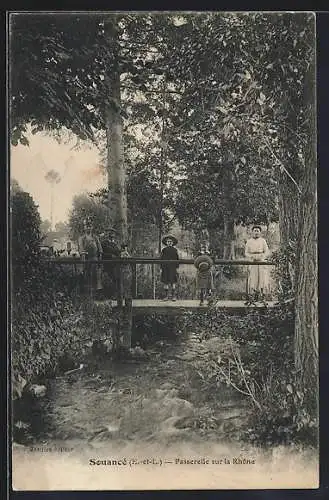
[11,189,42,289]
[11,264,89,382]
[182,306,317,447]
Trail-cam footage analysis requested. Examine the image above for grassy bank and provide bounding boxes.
[178,305,318,448]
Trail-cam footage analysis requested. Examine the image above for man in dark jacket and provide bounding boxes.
[100,228,121,299]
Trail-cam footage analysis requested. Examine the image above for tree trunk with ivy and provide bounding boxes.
[294,34,318,412]
[278,172,299,247]
[104,17,131,348]
[278,172,300,293]
[222,165,235,260]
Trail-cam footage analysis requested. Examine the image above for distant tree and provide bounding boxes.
[44,169,61,230]
[54,221,69,235]
[10,178,23,194]
[68,193,110,241]
[40,219,52,237]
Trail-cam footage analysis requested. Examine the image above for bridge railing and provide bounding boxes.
[43,257,275,300]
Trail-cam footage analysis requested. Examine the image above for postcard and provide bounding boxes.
[9,10,318,490]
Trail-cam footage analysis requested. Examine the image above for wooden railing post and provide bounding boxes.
[131,263,138,298]
[152,263,156,300]
[131,262,136,299]
[117,263,123,308]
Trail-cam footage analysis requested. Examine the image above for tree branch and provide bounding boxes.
[262,136,302,194]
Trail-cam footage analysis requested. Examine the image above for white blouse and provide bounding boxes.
[245,237,270,261]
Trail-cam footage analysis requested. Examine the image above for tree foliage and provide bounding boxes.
[68,193,110,241]
[40,219,52,237]
[11,188,42,288]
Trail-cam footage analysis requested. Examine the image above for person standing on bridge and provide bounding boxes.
[194,246,214,306]
[160,235,179,301]
[78,218,103,298]
[100,227,121,301]
[119,242,132,305]
[245,225,270,302]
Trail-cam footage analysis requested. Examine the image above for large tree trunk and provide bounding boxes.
[105,19,127,245]
[294,22,318,411]
[278,173,300,292]
[104,17,131,348]
[223,216,235,260]
[278,173,299,246]
[294,162,317,399]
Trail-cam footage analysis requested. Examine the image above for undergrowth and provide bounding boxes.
[178,305,317,448]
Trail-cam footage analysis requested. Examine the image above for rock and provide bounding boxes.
[14,421,30,430]
[157,397,194,419]
[103,339,113,352]
[29,384,47,398]
[154,388,179,399]
[129,346,148,359]
[158,416,191,437]
[177,386,193,400]
[175,352,197,361]
[166,388,179,398]
[221,408,244,420]
[64,364,84,376]
[203,337,231,353]
[12,374,27,399]
[154,389,167,398]
[12,442,26,449]
[160,382,174,390]
[106,423,121,433]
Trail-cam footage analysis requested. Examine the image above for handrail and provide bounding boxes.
[44,258,274,266]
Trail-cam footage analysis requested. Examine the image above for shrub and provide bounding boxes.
[10,186,98,384]
[182,306,317,447]
[11,188,42,289]
[11,264,89,381]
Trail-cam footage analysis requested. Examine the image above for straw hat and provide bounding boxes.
[199,261,211,271]
[162,235,178,246]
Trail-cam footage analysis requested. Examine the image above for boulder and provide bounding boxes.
[154,388,179,399]
[160,382,175,390]
[153,397,194,420]
[175,352,198,361]
[29,384,47,398]
[12,374,27,399]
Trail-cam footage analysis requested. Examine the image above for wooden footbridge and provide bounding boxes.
[46,257,276,315]
[94,299,275,315]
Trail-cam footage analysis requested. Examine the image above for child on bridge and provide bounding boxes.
[194,244,214,306]
[160,235,179,301]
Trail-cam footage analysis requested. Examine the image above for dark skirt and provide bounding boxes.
[161,265,178,284]
[196,270,214,290]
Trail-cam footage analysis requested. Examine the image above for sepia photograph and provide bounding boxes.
[9,10,318,490]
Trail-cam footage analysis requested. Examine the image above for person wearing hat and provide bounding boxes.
[119,242,133,304]
[245,225,270,302]
[160,235,179,301]
[194,248,214,306]
[78,218,103,298]
[100,227,121,300]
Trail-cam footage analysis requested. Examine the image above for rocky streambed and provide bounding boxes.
[13,329,248,451]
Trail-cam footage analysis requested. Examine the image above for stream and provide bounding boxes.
[15,329,247,450]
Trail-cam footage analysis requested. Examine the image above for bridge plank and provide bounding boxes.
[94,299,276,315]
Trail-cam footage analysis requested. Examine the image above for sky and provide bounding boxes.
[11,130,107,226]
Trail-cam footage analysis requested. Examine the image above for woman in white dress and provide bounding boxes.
[245,225,270,300]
